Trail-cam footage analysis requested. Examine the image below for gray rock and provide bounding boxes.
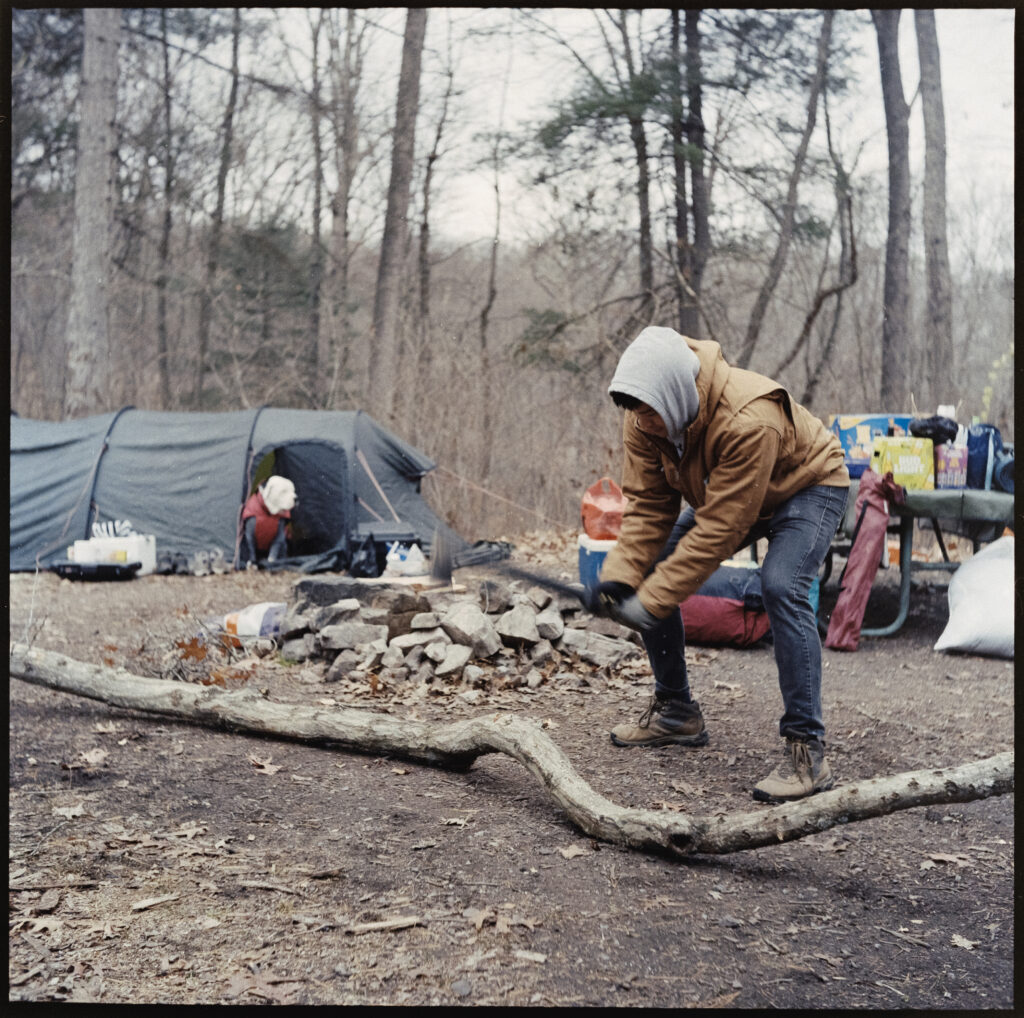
[359,606,390,626]
[440,603,502,658]
[405,645,426,670]
[413,662,435,684]
[280,634,316,662]
[318,621,390,651]
[463,664,486,687]
[495,603,540,646]
[530,639,555,664]
[587,616,637,641]
[435,644,473,678]
[557,627,637,668]
[325,648,363,682]
[526,586,553,610]
[424,640,448,664]
[478,580,513,614]
[526,668,544,689]
[535,608,565,641]
[410,611,442,629]
[315,598,363,629]
[279,604,315,640]
[381,643,406,669]
[390,627,451,651]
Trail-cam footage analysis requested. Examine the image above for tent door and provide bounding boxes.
[249,442,350,558]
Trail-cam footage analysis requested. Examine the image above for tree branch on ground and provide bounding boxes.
[9,643,1014,861]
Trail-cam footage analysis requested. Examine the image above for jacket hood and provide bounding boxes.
[260,475,297,515]
[608,326,701,443]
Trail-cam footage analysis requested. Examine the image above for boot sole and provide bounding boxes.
[751,777,835,804]
[609,731,709,749]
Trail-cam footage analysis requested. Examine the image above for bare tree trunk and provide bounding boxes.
[154,10,175,410]
[610,12,653,323]
[370,7,427,424]
[685,9,711,338]
[307,10,325,403]
[64,8,120,418]
[196,8,241,410]
[872,9,912,409]
[737,10,833,370]
[318,10,365,409]
[914,9,954,410]
[669,11,691,334]
[9,644,1014,860]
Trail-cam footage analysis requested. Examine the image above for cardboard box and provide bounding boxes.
[935,444,968,489]
[828,414,913,478]
[578,533,617,587]
[870,436,934,489]
[69,534,157,575]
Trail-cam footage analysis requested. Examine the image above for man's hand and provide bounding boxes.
[582,581,634,617]
[607,594,662,632]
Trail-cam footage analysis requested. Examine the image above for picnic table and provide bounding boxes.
[821,481,1015,638]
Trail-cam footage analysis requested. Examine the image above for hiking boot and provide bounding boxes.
[610,697,709,748]
[752,737,834,802]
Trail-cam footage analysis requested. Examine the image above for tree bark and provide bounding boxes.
[64,8,120,418]
[872,9,912,409]
[155,9,175,410]
[737,10,833,370]
[318,10,364,409]
[914,9,954,409]
[685,9,711,338]
[196,8,241,410]
[669,11,691,334]
[9,643,1014,860]
[370,7,427,424]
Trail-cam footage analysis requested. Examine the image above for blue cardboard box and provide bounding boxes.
[828,413,913,478]
[578,533,617,588]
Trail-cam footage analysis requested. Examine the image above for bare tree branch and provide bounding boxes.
[9,643,1014,860]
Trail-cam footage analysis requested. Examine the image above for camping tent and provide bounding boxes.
[10,407,471,573]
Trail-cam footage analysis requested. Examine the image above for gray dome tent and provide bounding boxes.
[10,407,471,574]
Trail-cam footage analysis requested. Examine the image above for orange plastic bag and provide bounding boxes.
[581,477,626,540]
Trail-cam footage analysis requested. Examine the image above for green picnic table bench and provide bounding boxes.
[820,481,1015,638]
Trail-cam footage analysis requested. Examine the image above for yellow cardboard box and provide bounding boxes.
[870,436,934,489]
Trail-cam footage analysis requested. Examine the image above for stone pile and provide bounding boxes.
[278,575,642,690]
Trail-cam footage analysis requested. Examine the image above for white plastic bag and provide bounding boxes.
[383,542,428,577]
[934,536,1014,658]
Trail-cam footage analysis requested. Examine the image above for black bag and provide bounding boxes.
[909,415,959,446]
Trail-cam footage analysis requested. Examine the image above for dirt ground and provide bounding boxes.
[8,532,1015,1008]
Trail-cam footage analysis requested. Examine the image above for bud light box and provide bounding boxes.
[828,414,914,478]
[578,533,617,588]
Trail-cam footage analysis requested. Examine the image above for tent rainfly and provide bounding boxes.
[10,407,471,574]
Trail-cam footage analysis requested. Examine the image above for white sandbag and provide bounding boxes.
[934,536,1014,658]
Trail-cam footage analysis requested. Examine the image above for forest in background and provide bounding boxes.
[9,8,1015,540]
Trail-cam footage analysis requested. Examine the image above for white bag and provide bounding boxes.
[934,536,1014,659]
[383,542,428,577]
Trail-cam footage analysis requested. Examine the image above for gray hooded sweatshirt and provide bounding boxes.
[608,326,701,451]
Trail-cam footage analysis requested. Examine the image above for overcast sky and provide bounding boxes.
[430,7,1015,243]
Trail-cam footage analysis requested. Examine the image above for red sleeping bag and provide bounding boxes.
[680,565,771,648]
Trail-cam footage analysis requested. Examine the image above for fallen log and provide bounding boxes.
[9,642,1014,859]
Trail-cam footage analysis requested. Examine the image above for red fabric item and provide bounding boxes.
[680,596,771,647]
[241,491,291,552]
[824,470,906,651]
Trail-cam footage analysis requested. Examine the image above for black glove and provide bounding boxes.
[582,580,634,617]
[608,593,662,632]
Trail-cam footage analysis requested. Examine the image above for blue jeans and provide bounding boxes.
[642,484,848,742]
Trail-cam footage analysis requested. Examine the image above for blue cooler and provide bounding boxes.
[578,533,617,588]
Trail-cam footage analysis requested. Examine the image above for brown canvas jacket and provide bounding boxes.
[601,337,849,617]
